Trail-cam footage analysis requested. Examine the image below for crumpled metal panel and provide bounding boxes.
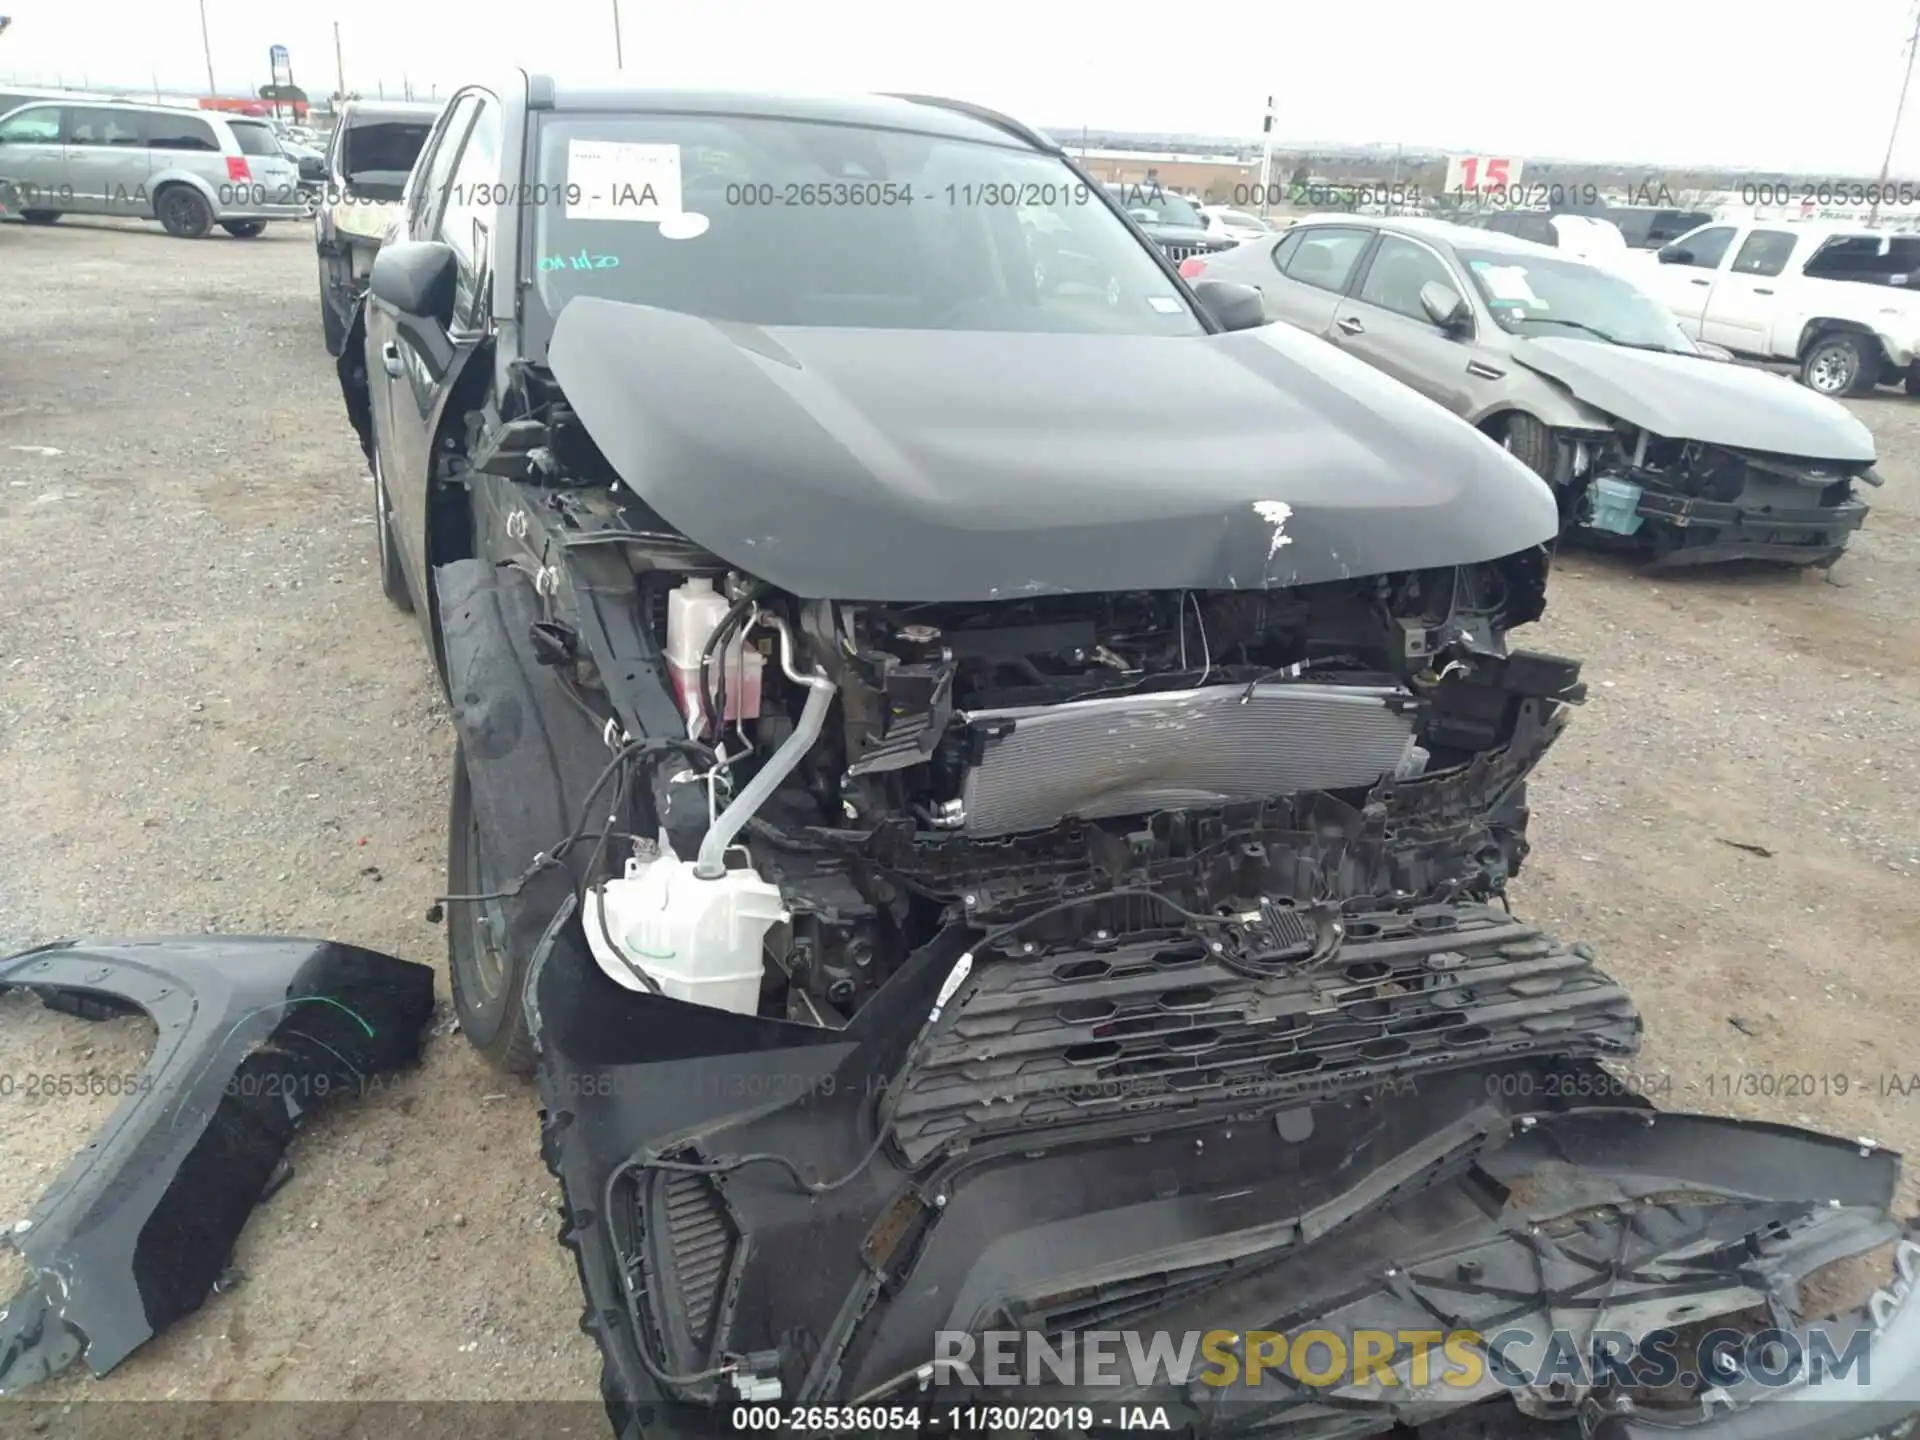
[0,937,435,1392]
[958,682,1415,836]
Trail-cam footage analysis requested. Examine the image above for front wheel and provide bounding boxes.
[1800,333,1879,396]
[319,253,348,354]
[156,185,213,239]
[18,210,61,224]
[447,742,538,1074]
[221,220,267,237]
[1501,412,1561,485]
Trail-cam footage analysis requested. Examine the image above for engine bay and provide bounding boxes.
[484,449,1583,1047]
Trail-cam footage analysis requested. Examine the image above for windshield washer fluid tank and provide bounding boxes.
[583,852,786,1013]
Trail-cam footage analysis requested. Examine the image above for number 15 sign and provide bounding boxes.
[1445,155,1525,194]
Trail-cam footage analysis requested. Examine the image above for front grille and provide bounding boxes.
[1160,242,1200,263]
[887,905,1639,1166]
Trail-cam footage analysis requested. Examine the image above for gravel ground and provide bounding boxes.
[0,217,1916,1412]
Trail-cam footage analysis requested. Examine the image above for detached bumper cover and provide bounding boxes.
[531,901,1913,1439]
[1590,1234,1920,1440]
[1634,491,1870,566]
[0,937,434,1392]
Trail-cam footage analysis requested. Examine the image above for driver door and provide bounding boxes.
[366,92,481,613]
[0,104,70,211]
[1330,233,1482,417]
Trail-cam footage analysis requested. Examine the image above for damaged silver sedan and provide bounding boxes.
[1189,213,1881,568]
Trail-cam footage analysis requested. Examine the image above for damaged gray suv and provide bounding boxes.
[1189,214,1881,568]
[319,71,1920,1440]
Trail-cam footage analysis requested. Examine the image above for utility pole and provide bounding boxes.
[333,21,346,102]
[612,0,624,69]
[1872,1,1920,227]
[197,0,216,93]
[1255,95,1275,217]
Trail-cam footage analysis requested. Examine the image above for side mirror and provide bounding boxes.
[1418,281,1471,334]
[1657,245,1691,265]
[1192,279,1266,332]
[368,240,457,326]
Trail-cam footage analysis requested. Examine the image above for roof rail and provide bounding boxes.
[882,93,1059,153]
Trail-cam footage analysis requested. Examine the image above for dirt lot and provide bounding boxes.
[0,217,1916,1415]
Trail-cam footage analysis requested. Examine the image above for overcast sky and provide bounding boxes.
[4,0,1920,174]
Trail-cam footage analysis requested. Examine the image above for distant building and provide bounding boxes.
[1069,148,1261,202]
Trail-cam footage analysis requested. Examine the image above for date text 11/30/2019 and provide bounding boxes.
[727,1405,1176,1432]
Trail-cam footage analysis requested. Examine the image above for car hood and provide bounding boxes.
[1509,336,1877,462]
[547,296,1560,602]
[1137,222,1213,243]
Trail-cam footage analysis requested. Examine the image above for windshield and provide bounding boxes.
[1107,184,1201,228]
[1456,247,1693,351]
[526,112,1202,346]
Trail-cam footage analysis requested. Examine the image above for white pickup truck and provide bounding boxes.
[1632,219,1920,397]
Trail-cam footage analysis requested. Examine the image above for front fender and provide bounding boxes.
[1470,388,1615,434]
[0,937,433,1391]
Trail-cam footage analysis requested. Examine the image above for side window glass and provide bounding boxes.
[1355,235,1460,321]
[438,100,501,328]
[1281,227,1371,293]
[1668,226,1735,269]
[1268,230,1302,273]
[0,106,60,144]
[1730,230,1796,277]
[140,112,219,152]
[407,95,478,238]
[67,106,143,147]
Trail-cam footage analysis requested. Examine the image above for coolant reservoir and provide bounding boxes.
[583,852,786,1013]
[664,577,764,737]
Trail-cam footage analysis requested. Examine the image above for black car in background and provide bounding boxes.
[1556,201,1712,248]
[1102,179,1236,262]
[332,72,1919,1440]
[314,99,441,353]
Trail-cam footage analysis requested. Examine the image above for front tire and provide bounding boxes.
[18,210,61,224]
[156,185,213,239]
[318,253,348,354]
[1501,412,1560,484]
[373,450,413,611]
[447,741,538,1074]
[1800,333,1879,396]
[221,220,267,237]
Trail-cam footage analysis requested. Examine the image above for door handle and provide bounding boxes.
[1336,316,1365,335]
[1754,287,1774,295]
[1689,277,1710,286]
[381,341,403,378]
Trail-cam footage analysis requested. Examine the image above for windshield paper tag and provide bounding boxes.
[566,140,683,222]
[1473,262,1544,308]
[1147,296,1182,313]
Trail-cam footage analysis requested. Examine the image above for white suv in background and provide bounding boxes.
[1635,219,1920,396]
